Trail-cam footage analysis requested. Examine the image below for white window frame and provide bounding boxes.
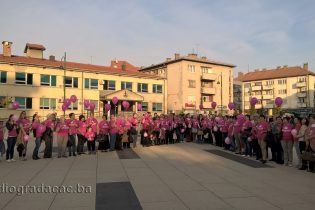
[40,98,56,110]
[153,84,163,93]
[152,102,163,112]
[40,75,56,86]
[138,83,148,93]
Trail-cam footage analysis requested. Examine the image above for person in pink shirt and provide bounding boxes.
[5,114,18,162]
[43,114,56,159]
[281,117,294,166]
[233,118,243,154]
[256,115,270,163]
[130,113,139,148]
[16,111,31,160]
[123,116,131,148]
[77,115,87,155]
[66,113,78,157]
[85,127,95,154]
[86,112,98,134]
[109,115,118,151]
[56,116,69,158]
[242,115,253,156]
[32,114,45,160]
[98,115,110,151]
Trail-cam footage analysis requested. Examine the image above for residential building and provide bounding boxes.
[0,41,167,119]
[139,53,235,114]
[235,64,315,116]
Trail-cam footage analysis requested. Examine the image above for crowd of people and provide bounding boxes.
[0,111,315,172]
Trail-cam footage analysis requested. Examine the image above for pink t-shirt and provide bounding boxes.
[242,120,253,132]
[233,120,243,134]
[66,119,78,135]
[256,122,269,140]
[17,118,31,134]
[109,120,118,134]
[32,121,44,138]
[56,122,69,137]
[44,120,55,129]
[85,131,95,141]
[130,118,138,128]
[86,117,98,133]
[99,120,109,134]
[7,122,17,137]
[78,121,87,136]
[282,123,294,141]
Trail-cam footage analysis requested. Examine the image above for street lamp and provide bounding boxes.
[217,72,223,115]
[61,52,67,116]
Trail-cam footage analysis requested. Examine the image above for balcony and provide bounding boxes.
[254,95,262,100]
[296,82,307,87]
[201,87,215,95]
[262,95,273,100]
[251,86,262,91]
[297,92,307,98]
[201,73,216,81]
[263,85,273,90]
[298,102,307,108]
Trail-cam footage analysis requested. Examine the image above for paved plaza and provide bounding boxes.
[0,141,314,210]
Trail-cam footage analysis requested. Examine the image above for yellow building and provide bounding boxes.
[0,41,167,119]
[139,53,235,114]
[235,63,315,116]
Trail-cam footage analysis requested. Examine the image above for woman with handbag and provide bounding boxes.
[16,111,31,160]
[98,115,110,152]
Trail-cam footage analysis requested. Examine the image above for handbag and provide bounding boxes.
[173,132,177,140]
[301,147,315,162]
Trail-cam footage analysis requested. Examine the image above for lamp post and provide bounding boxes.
[217,72,223,115]
[61,52,67,116]
[261,84,264,115]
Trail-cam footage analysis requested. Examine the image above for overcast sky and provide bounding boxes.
[1,0,315,75]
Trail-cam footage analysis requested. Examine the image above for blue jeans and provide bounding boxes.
[110,134,117,150]
[33,137,41,158]
[244,137,252,156]
[6,136,17,160]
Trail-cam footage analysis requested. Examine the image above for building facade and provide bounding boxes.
[139,53,235,114]
[0,41,167,119]
[233,80,242,113]
[235,64,315,116]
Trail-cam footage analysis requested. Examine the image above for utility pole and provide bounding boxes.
[62,52,67,116]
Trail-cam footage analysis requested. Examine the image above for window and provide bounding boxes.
[298,77,306,82]
[152,103,162,112]
[85,78,98,89]
[202,95,213,102]
[137,83,148,93]
[121,81,132,91]
[0,96,6,108]
[201,67,213,74]
[266,80,274,85]
[278,89,287,94]
[278,79,287,85]
[141,102,148,111]
[65,77,78,88]
[188,80,196,88]
[153,84,162,93]
[40,98,56,110]
[0,71,7,83]
[103,80,116,90]
[40,75,56,86]
[15,72,33,85]
[188,65,195,73]
[15,97,32,109]
[68,101,78,110]
[202,81,213,88]
[254,82,262,86]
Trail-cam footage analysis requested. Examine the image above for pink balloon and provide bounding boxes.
[70,95,77,103]
[12,101,20,110]
[64,99,71,107]
[24,135,29,142]
[112,97,118,105]
[275,97,283,107]
[62,104,68,111]
[228,102,235,110]
[90,102,96,110]
[225,137,230,145]
[137,103,142,111]
[105,104,111,112]
[211,102,217,109]
[291,129,297,137]
[84,100,90,109]
[250,97,258,106]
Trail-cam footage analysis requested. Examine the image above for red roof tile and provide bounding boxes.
[235,66,315,82]
[24,43,46,53]
[0,54,163,80]
[110,60,139,71]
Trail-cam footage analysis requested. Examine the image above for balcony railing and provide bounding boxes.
[251,86,262,91]
[296,82,307,87]
[263,85,273,90]
[201,73,216,81]
[201,87,215,95]
[297,92,307,98]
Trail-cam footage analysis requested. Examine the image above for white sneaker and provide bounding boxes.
[6,159,11,163]
[10,159,16,162]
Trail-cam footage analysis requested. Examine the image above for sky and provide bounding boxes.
[1,0,315,75]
